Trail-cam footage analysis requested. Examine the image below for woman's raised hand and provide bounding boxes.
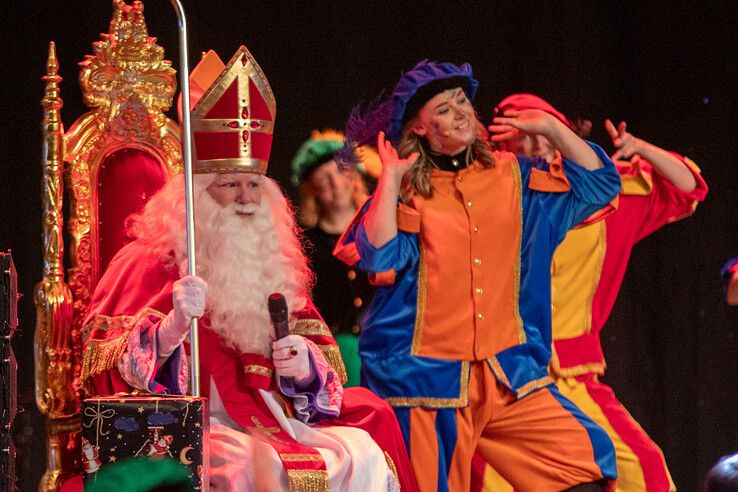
[377,131,419,182]
[605,119,642,163]
[489,109,558,142]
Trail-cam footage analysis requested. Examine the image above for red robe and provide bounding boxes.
[81,239,418,491]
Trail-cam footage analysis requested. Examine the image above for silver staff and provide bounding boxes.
[169,0,200,397]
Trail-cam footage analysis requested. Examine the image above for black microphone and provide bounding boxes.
[268,293,293,389]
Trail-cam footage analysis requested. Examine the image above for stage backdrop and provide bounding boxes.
[2,1,736,490]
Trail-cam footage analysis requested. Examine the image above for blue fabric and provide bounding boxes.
[435,408,458,492]
[152,345,184,395]
[393,407,412,455]
[547,385,618,481]
[386,60,479,143]
[344,143,621,404]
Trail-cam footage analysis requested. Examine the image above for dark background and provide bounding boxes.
[2,1,737,490]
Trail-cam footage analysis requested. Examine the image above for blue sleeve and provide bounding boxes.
[354,223,419,274]
[521,141,621,244]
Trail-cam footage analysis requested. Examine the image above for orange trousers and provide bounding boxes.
[395,362,616,492]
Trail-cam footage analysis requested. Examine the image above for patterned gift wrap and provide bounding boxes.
[82,395,209,490]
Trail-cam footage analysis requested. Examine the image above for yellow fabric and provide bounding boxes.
[557,377,675,492]
[550,221,607,340]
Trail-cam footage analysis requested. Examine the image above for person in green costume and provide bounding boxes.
[291,130,381,387]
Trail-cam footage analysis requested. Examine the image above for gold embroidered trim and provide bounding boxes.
[244,364,273,378]
[286,469,329,492]
[316,344,348,385]
[279,453,324,462]
[511,162,526,343]
[384,451,399,479]
[410,240,427,355]
[487,357,512,388]
[384,361,469,408]
[292,319,331,337]
[516,375,554,398]
[82,307,166,341]
[81,332,130,382]
[80,308,167,382]
[550,359,607,378]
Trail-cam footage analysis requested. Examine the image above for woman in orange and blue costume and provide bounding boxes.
[478,93,708,492]
[334,61,621,491]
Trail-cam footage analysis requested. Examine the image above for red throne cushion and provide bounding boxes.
[97,148,167,281]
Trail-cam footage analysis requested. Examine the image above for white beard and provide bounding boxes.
[177,183,308,357]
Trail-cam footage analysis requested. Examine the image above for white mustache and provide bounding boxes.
[233,203,259,215]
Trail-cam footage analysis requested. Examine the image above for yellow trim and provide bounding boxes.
[244,364,273,378]
[316,345,348,385]
[489,356,553,397]
[487,357,512,388]
[279,453,324,462]
[80,308,168,382]
[384,361,470,408]
[286,469,329,492]
[81,333,130,382]
[550,352,607,378]
[292,319,331,337]
[516,375,554,398]
[619,159,654,196]
[384,451,399,480]
[410,241,427,356]
[511,161,526,343]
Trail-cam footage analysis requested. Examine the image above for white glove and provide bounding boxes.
[272,335,313,384]
[158,275,207,358]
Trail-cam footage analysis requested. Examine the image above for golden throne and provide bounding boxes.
[35,1,182,489]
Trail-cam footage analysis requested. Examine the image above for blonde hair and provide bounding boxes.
[398,114,495,200]
[297,169,368,228]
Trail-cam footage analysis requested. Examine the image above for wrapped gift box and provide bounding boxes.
[82,395,209,490]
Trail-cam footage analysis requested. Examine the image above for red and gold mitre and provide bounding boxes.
[189,46,276,174]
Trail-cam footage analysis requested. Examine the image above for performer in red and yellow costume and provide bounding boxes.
[81,46,417,492]
[478,93,708,492]
[335,61,621,491]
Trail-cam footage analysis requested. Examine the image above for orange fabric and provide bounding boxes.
[409,363,611,491]
[474,378,611,491]
[396,202,421,233]
[410,155,523,360]
[409,407,440,491]
[528,155,571,193]
[369,269,396,286]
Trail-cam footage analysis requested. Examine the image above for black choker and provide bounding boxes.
[430,149,470,172]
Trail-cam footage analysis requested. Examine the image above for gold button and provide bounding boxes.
[477,313,484,319]
[475,287,483,295]
[456,176,462,182]
[473,226,479,233]
[351,325,361,334]
[467,200,473,207]
[353,297,363,308]
[347,269,357,280]
[473,258,481,265]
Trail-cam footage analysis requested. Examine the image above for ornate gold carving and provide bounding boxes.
[35,40,78,420]
[36,2,184,489]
